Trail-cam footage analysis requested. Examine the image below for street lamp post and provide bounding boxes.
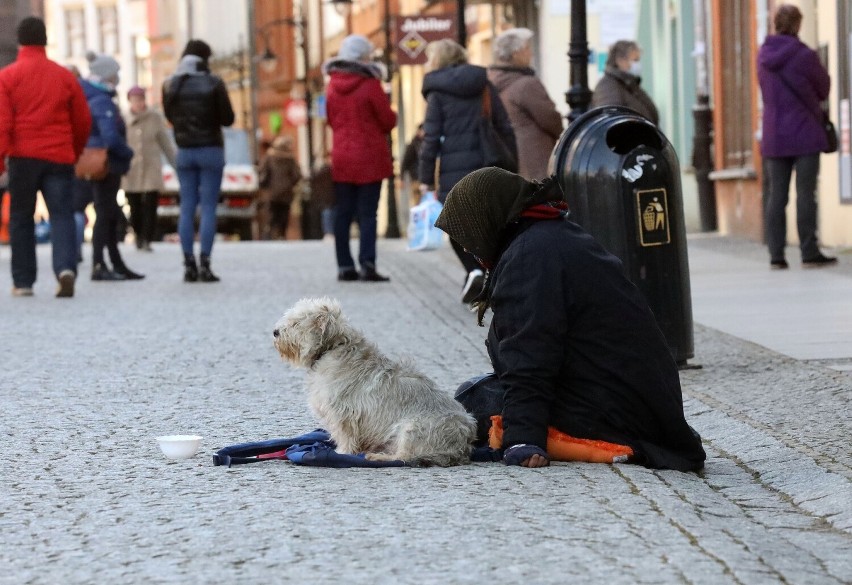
[257,9,314,175]
[383,0,400,238]
[565,0,592,122]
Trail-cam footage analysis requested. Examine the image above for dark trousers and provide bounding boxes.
[7,157,76,287]
[764,154,821,261]
[126,190,158,246]
[268,200,292,240]
[91,172,126,268]
[333,181,381,269]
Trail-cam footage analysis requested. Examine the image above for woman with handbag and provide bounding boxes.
[418,39,517,304]
[758,4,836,269]
[80,51,141,281]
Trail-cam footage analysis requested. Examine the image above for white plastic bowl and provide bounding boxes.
[157,435,203,460]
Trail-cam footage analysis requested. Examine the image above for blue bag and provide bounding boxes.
[406,192,444,251]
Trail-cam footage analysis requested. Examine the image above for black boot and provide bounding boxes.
[184,254,198,283]
[198,254,220,282]
[113,260,145,280]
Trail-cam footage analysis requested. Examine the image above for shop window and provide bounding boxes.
[65,9,86,59]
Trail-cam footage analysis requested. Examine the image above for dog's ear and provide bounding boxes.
[312,297,343,336]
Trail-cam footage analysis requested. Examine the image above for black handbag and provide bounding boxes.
[479,85,518,172]
[822,111,838,154]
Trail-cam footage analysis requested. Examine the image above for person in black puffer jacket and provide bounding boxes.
[418,39,516,305]
[162,39,235,283]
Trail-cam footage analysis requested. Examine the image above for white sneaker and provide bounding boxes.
[461,269,485,304]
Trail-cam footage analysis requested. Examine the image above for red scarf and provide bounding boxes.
[519,200,569,219]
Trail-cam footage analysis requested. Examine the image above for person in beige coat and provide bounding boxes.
[591,40,659,125]
[488,28,564,181]
[122,85,176,250]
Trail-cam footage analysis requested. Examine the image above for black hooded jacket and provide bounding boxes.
[418,64,516,201]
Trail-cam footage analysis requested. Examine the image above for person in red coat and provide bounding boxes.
[0,17,92,298]
[323,35,397,282]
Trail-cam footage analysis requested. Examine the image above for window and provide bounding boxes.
[98,5,119,55]
[65,9,86,58]
[717,0,754,169]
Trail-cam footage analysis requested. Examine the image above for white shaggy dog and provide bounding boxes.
[273,297,477,466]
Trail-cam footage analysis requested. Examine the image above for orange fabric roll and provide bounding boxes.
[488,415,634,464]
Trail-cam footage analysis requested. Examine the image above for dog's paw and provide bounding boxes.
[364,452,400,462]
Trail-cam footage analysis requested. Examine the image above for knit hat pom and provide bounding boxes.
[86,51,121,84]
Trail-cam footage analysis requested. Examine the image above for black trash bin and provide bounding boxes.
[551,106,693,364]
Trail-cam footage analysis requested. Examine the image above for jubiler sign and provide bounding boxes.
[393,15,457,66]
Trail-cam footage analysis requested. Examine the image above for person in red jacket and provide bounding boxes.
[323,35,397,282]
[0,17,92,298]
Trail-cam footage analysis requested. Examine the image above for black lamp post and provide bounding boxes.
[565,0,592,122]
[257,9,314,175]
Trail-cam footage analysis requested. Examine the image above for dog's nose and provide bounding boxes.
[273,329,279,338]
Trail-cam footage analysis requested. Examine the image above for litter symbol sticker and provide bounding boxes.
[636,188,671,247]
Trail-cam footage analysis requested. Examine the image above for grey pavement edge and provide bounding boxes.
[0,237,850,585]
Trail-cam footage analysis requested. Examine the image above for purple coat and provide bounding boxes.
[757,34,830,158]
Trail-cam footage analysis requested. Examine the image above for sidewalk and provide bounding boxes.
[687,233,852,364]
[0,236,850,584]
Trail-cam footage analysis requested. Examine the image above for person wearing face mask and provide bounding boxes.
[591,40,659,125]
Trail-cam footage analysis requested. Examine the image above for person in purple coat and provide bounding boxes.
[757,4,836,269]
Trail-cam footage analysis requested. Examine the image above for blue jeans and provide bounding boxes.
[333,181,381,269]
[176,146,225,256]
[7,157,76,287]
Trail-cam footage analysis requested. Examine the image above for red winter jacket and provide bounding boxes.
[0,46,92,174]
[325,62,397,184]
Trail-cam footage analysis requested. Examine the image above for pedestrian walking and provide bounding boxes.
[418,38,516,304]
[80,51,142,282]
[163,39,235,283]
[0,17,92,297]
[123,85,176,252]
[257,136,302,240]
[488,28,563,181]
[758,4,836,269]
[591,40,659,125]
[436,167,706,471]
[324,34,397,282]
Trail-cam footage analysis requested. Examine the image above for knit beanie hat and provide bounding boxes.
[182,39,212,61]
[127,85,146,98]
[86,51,120,84]
[338,35,373,62]
[17,17,47,46]
[435,168,564,266]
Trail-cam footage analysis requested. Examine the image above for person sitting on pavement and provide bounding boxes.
[435,167,706,470]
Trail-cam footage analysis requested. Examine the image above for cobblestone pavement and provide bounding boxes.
[1,239,850,585]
